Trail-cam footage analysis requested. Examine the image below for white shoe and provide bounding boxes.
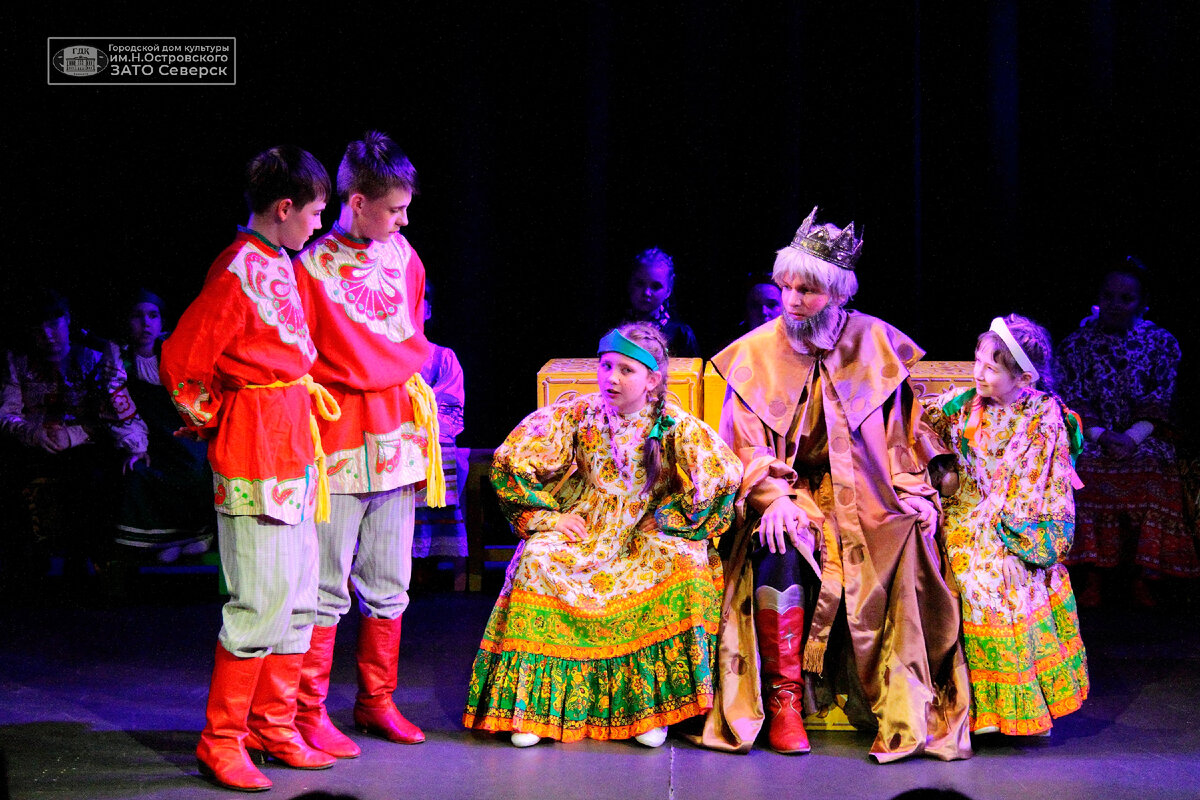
[973,725,1000,735]
[511,732,541,748]
[181,537,212,556]
[156,546,182,564]
[634,727,668,748]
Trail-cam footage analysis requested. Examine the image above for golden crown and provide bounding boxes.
[788,206,863,270]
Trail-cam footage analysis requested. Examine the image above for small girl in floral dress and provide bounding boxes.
[463,322,742,747]
[926,314,1089,736]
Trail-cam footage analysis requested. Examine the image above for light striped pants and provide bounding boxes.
[216,512,318,657]
[316,485,416,626]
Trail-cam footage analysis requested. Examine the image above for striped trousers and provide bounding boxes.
[215,512,318,657]
[316,485,416,625]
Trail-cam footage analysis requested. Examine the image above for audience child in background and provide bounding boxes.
[1056,257,1197,606]
[742,274,783,331]
[111,289,213,563]
[0,288,148,589]
[719,272,783,350]
[925,314,1089,737]
[162,145,337,791]
[464,323,741,748]
[622,247,701,357]
[413,282,469,590]
[293,131,441,755]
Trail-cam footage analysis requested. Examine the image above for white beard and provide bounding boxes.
[783,304,845,352]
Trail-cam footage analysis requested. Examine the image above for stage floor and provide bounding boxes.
[1,574,1197,800]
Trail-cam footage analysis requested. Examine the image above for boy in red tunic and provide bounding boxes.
[162,145,338,791]
[292,131,440,754]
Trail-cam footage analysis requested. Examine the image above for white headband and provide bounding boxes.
[989,317,1039,382]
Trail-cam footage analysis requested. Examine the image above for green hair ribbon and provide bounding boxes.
[648,413,676,442]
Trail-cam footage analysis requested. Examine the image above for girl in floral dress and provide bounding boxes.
[1056,259,1197,605]
[463,322,742,747]
[926,314,1089,736]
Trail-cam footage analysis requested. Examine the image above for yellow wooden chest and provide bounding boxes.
[536,357,705,414]
[907,359,975,400]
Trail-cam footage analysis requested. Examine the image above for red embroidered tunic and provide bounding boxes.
[294,225,431,494]
[161,228,319,524]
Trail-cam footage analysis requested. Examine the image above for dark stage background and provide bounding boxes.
[4,2,1196,446]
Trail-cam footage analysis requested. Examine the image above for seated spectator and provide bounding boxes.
[1056,257,1197,606]
[742,273,782,330]
[720,272,782,349]
[413,284,468,588]
[0,288,148,587]
[621,247,700,357]
[111,289,214,562]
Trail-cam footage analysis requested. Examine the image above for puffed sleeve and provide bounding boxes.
[489,398,581,538]
[984,397,1077,568]
[0,351,40,448]
[1054,331,1099,427]
[159,271,246,434]
[921,387,965,444]
[429,347,465,441]
[654,411,743,540]
[1134,326,1179,425]
[95,342,149,456]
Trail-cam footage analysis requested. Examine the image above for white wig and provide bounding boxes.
[771,242,858,306]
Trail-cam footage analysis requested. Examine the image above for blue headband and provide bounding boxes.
[598,330,659,371]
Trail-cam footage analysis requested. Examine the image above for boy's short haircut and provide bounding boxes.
[336,131,419,203]
[244,145,331,215]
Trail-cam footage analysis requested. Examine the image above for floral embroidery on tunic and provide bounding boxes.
[323,421,427,494]
[227,250,317,361]
[214,468,316,523]
[303,233,416,344]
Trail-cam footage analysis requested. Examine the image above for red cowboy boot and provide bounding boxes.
[353,615,424,744]
[195,644,272,792]
[755,604,811,754]
[295,624,361,758]
[244,652,336,769]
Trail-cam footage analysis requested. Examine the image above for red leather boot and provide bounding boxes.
[755,604,811,754]
[195,644,273,792]
[353,615,424,744]
[295,625,361,758]
[244,653,336,769]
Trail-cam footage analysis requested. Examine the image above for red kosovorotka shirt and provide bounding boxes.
[294,225,432,494]
[161,227,319,524]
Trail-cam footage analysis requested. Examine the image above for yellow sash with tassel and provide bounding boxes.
[404,373,446,507]
[242,375,342,523]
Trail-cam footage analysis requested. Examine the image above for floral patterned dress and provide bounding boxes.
[927,388,1089,735]
[1056,319,1198,576]
[463,393,742,741]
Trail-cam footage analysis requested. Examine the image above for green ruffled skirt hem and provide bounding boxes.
[463,625,716,742]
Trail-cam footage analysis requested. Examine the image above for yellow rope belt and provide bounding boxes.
[242,375,342,523]
[405,373,446,508]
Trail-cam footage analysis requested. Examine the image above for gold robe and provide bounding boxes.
[694,312,972,761]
